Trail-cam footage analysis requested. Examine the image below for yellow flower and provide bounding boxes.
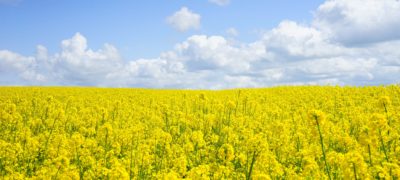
[371,113,387,129]
[199,93,207,101]
[236,153,247,166]
[227,101,236,109]
[191,131,205,148]
[379,96,391,107]
[308,109,326,125]
[218,144,235,162]
[54,156,70,168]
[159,171,180,180]
[252,173,270,180]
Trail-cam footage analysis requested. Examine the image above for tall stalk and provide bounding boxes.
[314,115,332,180]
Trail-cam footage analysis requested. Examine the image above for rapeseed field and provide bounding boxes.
[0,86,399,179]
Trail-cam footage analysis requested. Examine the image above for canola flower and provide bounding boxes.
[0,86,399,179]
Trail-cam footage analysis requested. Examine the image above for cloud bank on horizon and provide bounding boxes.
[1,0,400,89]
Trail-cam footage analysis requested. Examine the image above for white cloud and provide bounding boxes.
[0,50,35,72]
[263,21,347,59]
[0,50,45,84]
[0,33,123,86]
[1,30,400,88]
[166,7,201,32]
[209,0,230,6]
[313,0,400,45]
[53,33,122,85]
[226,28,239,37]
[172,35,267,73]
[294,57,376,79]
[2,0,400,88]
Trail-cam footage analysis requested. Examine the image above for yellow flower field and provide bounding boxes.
[0,86,399,179]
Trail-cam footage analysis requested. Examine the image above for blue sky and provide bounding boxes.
[0,0,324,59]
[1,0,400,88]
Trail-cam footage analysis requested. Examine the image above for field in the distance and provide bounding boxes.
[0,86,399,179]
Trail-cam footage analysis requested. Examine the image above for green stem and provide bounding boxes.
[378,129,389,162]
[353,163,357,180]
[129,135,134,180]
[246,151,257,180]
[316,118,332,180]
[383,103,389,123]
[368,144,373,166]
[53,166,61,180]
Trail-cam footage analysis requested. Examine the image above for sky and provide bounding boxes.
[1,0,400,89]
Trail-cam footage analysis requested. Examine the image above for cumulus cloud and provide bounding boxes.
[172,35,267,73]
[0,50,34,72]
[313,0,400,45]
[53,33,122,85]
[209,0,230,6]
[1,32,400,88]
[166,7,201,32]
[1,0,400,88]
[263,21,347,59]
[0,50,45,84]
[0,33,123,86]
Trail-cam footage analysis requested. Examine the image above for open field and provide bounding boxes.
[0,86,400,179]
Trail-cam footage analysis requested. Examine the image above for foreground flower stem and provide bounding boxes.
[246,150,259,180]
[368,144,373,166]
[315,116,332,180]
[378,129,389,162]
[353,163,357,180]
